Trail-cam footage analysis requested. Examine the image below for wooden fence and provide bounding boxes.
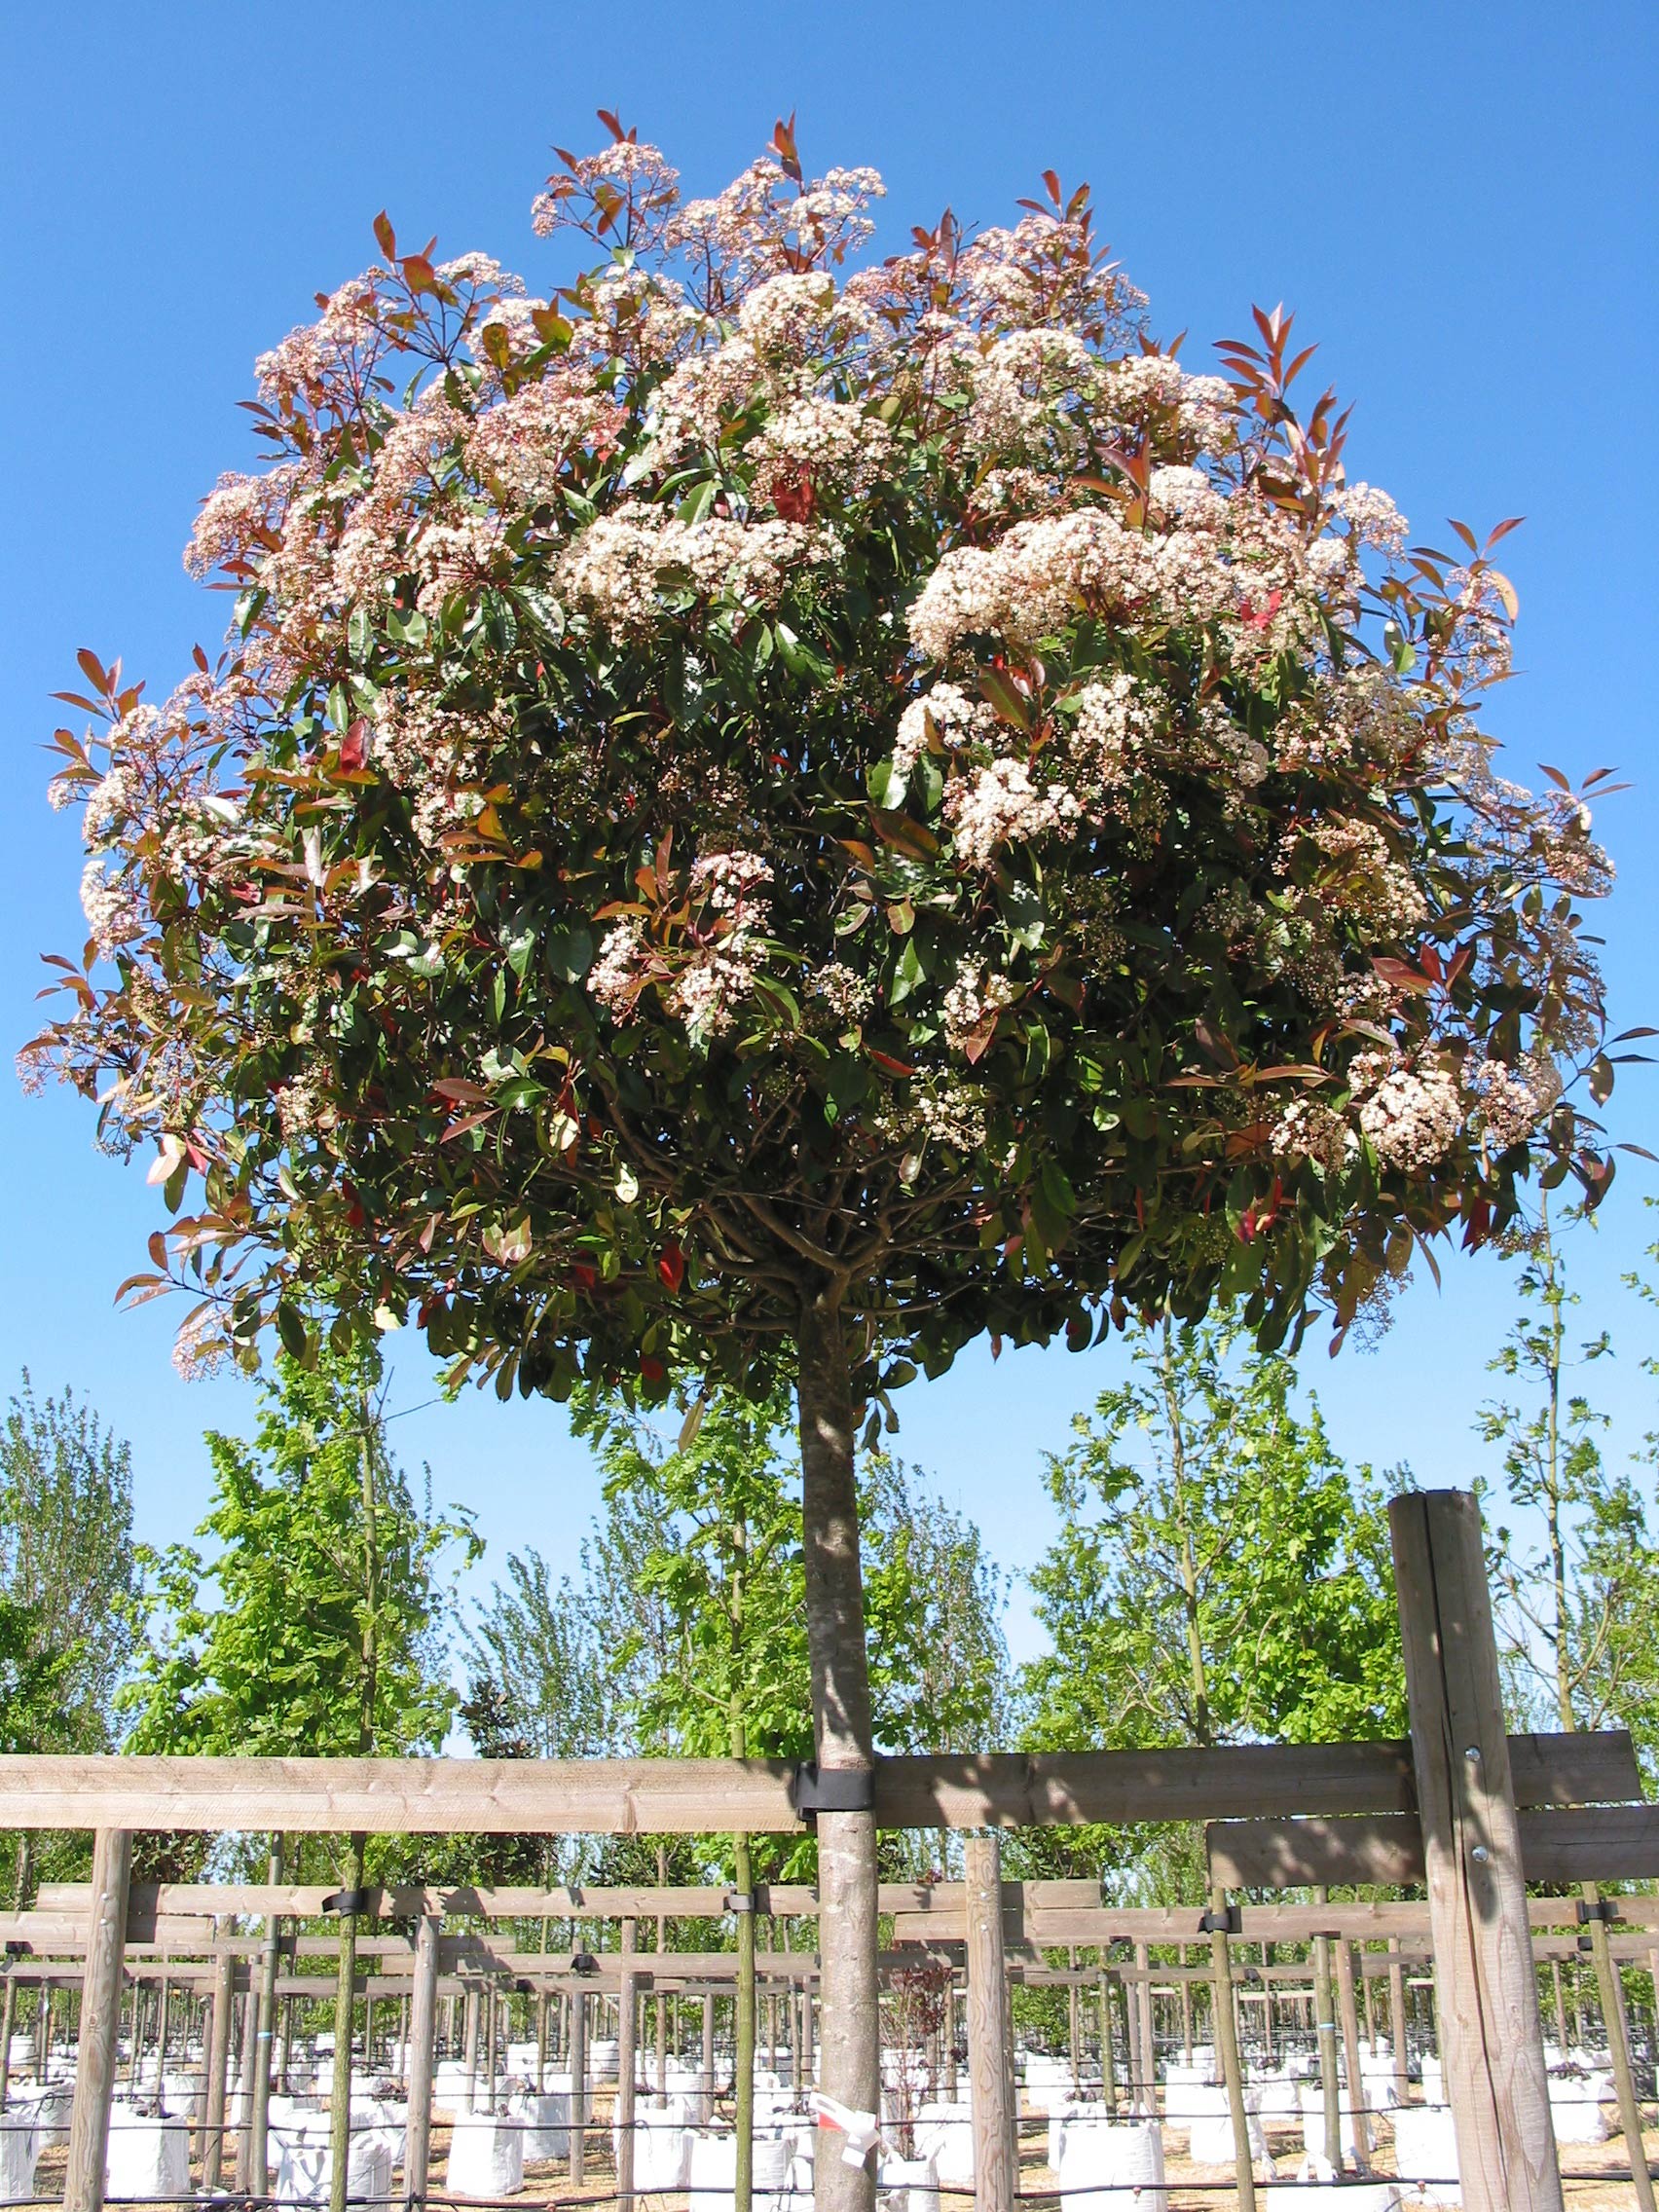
[3,1489,1656,2212]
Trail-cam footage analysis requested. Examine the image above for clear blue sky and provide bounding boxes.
[2,1,1655,1666]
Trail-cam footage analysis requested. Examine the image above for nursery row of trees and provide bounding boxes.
[7,1201,1659,1907]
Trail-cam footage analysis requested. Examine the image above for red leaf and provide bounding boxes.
[340,719,369,772]
[640,1354,667,1388]
[657,1242,685,1293]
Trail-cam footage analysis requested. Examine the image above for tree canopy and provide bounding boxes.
[28,117,1615,1405]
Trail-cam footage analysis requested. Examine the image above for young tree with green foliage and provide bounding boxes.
[32,116,1616,2206]
[1480,1200,1659,2193]
[0,1373,136,1750]
[127,1344,476,2212]
[0,1375,138,1909]
[1482,1200,1659,1756]
[1022,1317,1404,1895]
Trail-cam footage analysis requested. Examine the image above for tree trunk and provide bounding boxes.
[796,1286,879,2212]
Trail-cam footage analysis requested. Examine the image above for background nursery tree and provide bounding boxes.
[28,112,1620,2206]
[1021,1316,1405,1894]
[1479,1198,1659,2188]
[0,1375,137,1901]
[127,1342,475,2212]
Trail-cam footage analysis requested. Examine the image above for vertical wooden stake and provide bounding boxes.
[1580,1881,1656,2212]
[249,1834,283,2196]
[1133,1941,1156,2109]
[700,1991,716,2124]
[1387,1939,1410,2109]
[1207,1887,1256,2212]
[202,1939,236,2193]
[63,1827,131,2212]
[965,1835,1014,2212]
[1098,1972,1116,2109]
[615,1918,637,2207]
[1335,1936,1374,2169]
[1389,1488,1565,2212]
[403,1914,440,2211]
[568,1987,586,2188]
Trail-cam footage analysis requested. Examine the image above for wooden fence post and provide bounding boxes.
[402,1913,440,2210]
[202,1938,236,2192]
[1389,1488,1565,2212]
[965,1834,1014,2212]
[63,1827,131,2212]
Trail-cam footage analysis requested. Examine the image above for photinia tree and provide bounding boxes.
[25,114,1620,2205]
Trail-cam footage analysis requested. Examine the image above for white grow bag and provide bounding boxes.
[105,2105,192,2201]
[0,2109,40,2206]
[615,2102,693,2192]
[687,2128,793,2212]
[912,2098,974,2189]
[1548,2068,1612,2145]
[877,2152,940,2212]
[1190,2086,1268,2167]
[1299,2083,1358,2164]
[1390,2102,1461,2205]
[1055,2116,1167,2212]
[446,2110,525,2198]
[1263,2162,1403,2210]
[514,2086,571,2162]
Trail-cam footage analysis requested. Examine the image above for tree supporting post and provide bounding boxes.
[700,1991,716,2125]
[1387,1939,1410,2110]
[203,1939,237,2193]
[1580,1880,1656,2212]
[403,1914,440,2211]
[568,1987,586,2188]
[965,1834,1014,2212]
[1132,1940,1156,2109]
[250,1834,283,2197]
[63,1827,131,2212]
[615,1918,637,2208]
[1207,1886,1256,2212]
[1389,1487,1565,2212]
[1335,1936,1373,2170]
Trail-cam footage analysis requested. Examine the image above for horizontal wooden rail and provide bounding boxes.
[1208,1801,1659,1889]
[0,1728,1636,1835]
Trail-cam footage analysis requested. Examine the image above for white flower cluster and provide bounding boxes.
[276,1073,338,1141]
[466,379,624,505]
[558,508,839,633]
[945,757,1081,867]
[1471,1053,1560,1154]
[80,857,142,957]
[747,395,893,505]
[894,682,998,773]
[909,508,1233,662]
[941,960,1016,1051]
[1327,481,1410,557]
[810,961,874,1023]
[171,1305,233,1382]
[1301,816,1428,938]
[1356,1059,1463,1172]
[1270,1095,1358,1173]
